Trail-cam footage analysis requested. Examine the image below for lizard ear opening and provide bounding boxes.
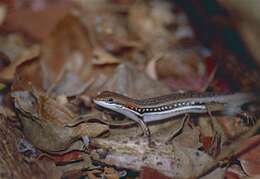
[108,98,114,102]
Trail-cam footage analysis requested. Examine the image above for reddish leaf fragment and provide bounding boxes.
[224,171,240,179]
[140,166,171,179]
[4,1,71,40]
[39,151,82,162]
[200,135,214,151]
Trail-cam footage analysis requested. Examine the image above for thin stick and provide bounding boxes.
[194,117,260,178]
[201,65,218,92]
[165,114,189,144]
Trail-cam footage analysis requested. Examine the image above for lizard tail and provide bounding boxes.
[223,92,258,116]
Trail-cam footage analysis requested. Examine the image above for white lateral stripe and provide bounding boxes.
[143,105,207,122]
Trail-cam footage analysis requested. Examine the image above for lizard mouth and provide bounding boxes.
[93,100,106,107]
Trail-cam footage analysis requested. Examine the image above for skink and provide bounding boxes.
[93,91,256,138]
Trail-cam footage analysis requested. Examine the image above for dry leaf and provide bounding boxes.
[40,15,94,94]
[236,135,260,176]
[100,63,171,98]
[12,89,108,153]
[140,167,171,179]
[4,0,71,40]
[12,57,43,91]
[0,115,61,178]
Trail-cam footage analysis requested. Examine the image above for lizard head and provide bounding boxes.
[93,91,138,112]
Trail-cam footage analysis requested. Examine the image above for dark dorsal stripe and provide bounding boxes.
[134,92,229,107]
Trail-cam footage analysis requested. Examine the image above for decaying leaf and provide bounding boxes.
[0,34,40,81]
[100,63,171,98]
[236,135,260,176]
[140,167,171,179]
[12,57,43,91]
[40,15,94,94]
[0,0,259,178]
[11,88,109,153]
[0,114,62,179]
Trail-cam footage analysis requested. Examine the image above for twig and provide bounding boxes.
[200,65,218,92]
[194,117,260,178]
[165,114,189,144]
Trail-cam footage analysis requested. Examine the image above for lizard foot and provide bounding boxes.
[238,112,257,126]
[81,136,90,152]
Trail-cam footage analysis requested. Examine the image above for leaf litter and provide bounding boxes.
[0,0,259,178]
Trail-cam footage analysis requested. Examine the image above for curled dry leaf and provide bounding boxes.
[12,57,43,91]
[0,34,40,81]
[236,135,260,176]
[12,88,109,153]
[40,15,94,95]
[0,115,62,179]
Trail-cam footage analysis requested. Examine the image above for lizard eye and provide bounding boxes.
[108,98,114,102]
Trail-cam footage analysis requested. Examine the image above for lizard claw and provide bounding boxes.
[81,136,90,152]
[238,112,257,126]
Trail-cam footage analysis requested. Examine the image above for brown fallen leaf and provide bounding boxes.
[40,15,94,95]
[224,171,240,179]
[236,135,260,176]
[154,48,213,91]
[0,114,62,179]
[11,88,109,153]
[140,166,171,179]
[0,35,40,81]
[100,63,171,98]
[12,57,43,91]
[4,0,71,40]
